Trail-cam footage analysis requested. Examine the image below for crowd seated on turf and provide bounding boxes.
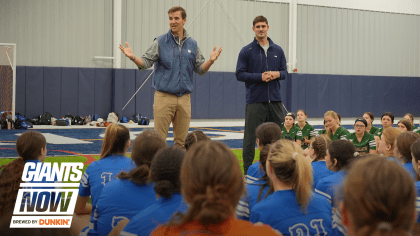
[93,130,167,236]
[71,124,136,236]
[111,146,187,236]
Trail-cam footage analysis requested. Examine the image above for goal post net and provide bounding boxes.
[0,43,16,121]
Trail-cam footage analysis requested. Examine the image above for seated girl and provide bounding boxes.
[250,139,332,235]
[324,111,349,141]
[296,109,316,150]
[346,118,376,154]
[309,135,334,187]
[282,113,303,146]
[393,131,420,178]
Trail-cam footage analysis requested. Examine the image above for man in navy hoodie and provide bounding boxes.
[236,15,288,174]
[119,6,222,148]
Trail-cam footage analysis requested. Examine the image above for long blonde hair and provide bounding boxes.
[382,127,402,158]
[268,139,313,210]
[100,123,130,158]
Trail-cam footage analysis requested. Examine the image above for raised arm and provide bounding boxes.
[119,42,145,68]
[201,46,223,72]
[119,41,159,70]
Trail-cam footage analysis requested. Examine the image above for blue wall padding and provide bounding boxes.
[78,68,95,117]
[194,73,210,119]
[25,67,44,119]
[135,70,154,119]
[13,66,420,120]
[43,67,62,118]
[222,73,238,118]
[61,67,79,118]
[15,66,25,115]
[94,68,113,119]
[209,72,224,119]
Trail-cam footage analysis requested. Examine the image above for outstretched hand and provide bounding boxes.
[119,42,134,60]
[210,46,223,62]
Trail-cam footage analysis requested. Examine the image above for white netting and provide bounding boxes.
[0,44,15,119]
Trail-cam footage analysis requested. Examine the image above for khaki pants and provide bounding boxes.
[153,90,191,148]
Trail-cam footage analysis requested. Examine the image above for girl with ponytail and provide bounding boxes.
[342,156,416,236]
[114,146,187,236]
[250,139,332,235]
[246,122,282,183]
[309,135,334,187]
[315,140,358,236]
[93,129,166,236]
[152,141,279,235]
[72,124,136,236]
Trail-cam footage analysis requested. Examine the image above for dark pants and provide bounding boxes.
[243,102,285,174]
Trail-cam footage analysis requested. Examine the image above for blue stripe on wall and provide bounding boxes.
[14,67,420,120]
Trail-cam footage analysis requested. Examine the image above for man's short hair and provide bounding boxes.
[253,15,268,26]
[168,6,187,19]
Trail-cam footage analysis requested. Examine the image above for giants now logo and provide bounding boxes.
[11,162,84,228]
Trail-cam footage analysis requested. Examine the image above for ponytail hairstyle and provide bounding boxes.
[255,122,282,146]
[0,131,46,215]
[267,139,313,211]
[324,110,339,137]
[311,135,332,162]
[184,130,210,151]
[343,156,415,236]
[382,127,402,158]
[150,147,185,198]
[257,144,274,202]
[100,123,130,159]
[395,132,420,164]
[172,141,245,226]
[327,140,357,171]
[117,130,166,185]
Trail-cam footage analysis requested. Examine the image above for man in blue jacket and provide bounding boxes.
[236,15,288,174]
[119,6,222,148]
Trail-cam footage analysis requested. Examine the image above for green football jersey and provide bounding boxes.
[297,123,316,149]
[413,126,418,131]
[318,130,327,135]
[282,125,303,141]
[375,128,384,138]
[346,132,376,153]
[330,126,350,141]
[368,126,379,135]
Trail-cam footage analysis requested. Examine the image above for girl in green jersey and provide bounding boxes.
[296,110,315,150]
[362,112,379,135]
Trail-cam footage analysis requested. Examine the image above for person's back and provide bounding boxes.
[248,139,331,235]
[250,190,331,235]
[152,141,279,236]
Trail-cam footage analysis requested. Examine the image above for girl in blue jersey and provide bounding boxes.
[393,132,420,179]
[111,146,187,236]
[152,141,279,236]
[0,131,71,235]
[237,144,272,220]
[184,130,210,150]
[94,130,167,236]
[72,124,136,236]
[410,138,420,224]
[309,135,333,187]
[342,156,416,236]
[246,122,281,183]
[315,140,358,236]
[250,139,332,236]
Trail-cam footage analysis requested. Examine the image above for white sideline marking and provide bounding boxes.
[15,133,93,144]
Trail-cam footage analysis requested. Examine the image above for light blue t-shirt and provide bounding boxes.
[250,190,332,236]
[95,179,157,236]
[78,154,136,236]
[120,193,188,236]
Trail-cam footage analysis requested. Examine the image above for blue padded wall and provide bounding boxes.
[13,67,420,120]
